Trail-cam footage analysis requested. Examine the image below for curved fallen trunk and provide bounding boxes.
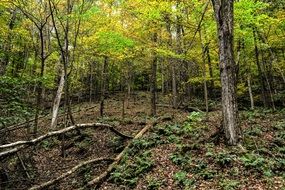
[29,157,114,190]
[0,123,133,157]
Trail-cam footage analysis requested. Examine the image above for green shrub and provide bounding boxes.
[239,153,265,170]
[187,112,203,122]
[110,150,154,188]
[174,171,194,188]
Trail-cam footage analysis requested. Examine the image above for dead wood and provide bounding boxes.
[84,122,155,189]
[29,157,114,190]
[0,123,133,157]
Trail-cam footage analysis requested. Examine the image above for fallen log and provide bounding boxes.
[29,157,114,190]
[0,123,133,157]
[84,122,155,189]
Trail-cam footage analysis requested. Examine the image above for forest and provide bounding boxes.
[0,0,285,189]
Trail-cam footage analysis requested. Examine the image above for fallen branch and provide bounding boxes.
[29,157,114,190]
[84,122,155,189]
[0,123,133,157]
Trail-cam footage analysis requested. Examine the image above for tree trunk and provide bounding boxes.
[247,75,254,110]
[171,65,178,108]
[150,33,158,117]
[260,50,276,110]
[199,29,209,115]
[89,62,93,103]
[100,56,108,117]
[206,44,214,95]
[51,68,65,128]
[212,0,240,145]
[34,29,46,137]
[253,28,268,107]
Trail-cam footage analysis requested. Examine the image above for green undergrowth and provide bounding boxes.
[108,110,285,189]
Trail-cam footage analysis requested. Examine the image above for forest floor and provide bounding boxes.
[1,92,285,190]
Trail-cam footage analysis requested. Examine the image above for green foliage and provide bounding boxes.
[108,136,126,153]
[0,76,34,128]
[40,138,60,150]
[214,151,235,167]
[110,150,154,188]
[74,136,93,152]
[187,112,204,123]
[170,153,191,168]
[173,171,194,188]
[94,31,135,58]
[239,153,266,170]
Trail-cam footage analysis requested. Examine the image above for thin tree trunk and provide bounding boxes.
[51,68,65,129]
[126,62,131,109]
[161,63,165,95]
[150,33,158,116]
[100,57,108,117]
[253,28,268,107]
[206,44,214,95]
[171,65,178,108]
[247,75,254,110]
[212,0,240,145]
[89,62,93,103]
[199,29,209,115]
[260,50,276,110]
[34,29,46,137]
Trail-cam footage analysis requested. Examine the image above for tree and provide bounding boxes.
[211,0,240,145]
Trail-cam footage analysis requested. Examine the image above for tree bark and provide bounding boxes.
[34,28,46,137]
[51,68,65,129]
[253,28,268,107]
[100,56,108,117]
[247,75,254,110]
[199,29,209,115]
[150,33,158,116]
[212,0,240,145]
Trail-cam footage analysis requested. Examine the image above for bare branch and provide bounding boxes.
[0,123,133,157]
